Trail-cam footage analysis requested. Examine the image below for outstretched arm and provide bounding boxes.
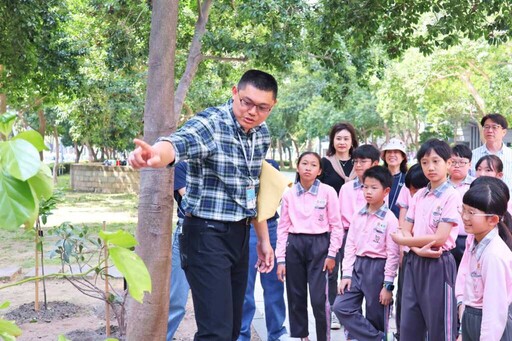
[128,138,176,169]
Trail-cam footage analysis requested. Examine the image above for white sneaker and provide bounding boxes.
[331,312,341,330]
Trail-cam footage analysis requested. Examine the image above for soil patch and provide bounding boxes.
[65,325,124,341]
[6,301,83,324]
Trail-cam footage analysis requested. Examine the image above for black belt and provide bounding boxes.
[185,213,252,226]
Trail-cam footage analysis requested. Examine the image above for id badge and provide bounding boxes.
[246,186,256,209]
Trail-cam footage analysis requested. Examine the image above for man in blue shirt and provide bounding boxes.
[129,70,278,340]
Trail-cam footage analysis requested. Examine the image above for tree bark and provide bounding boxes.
[0,64,5,115]
[126,0,179,340]
[74,143,83,163]
[459,71,486,115]
[52,127,59,184]
[174,0,214,119]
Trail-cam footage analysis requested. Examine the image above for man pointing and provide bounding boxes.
[129,69,278,341]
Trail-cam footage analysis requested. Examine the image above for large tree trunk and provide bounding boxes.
[0,65,5,115]
[126,0,179,340]
[174,0,214,119]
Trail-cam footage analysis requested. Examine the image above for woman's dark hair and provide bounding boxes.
[295,151,322,183]
[465,176,512,250]
[416,138,452,161]
[475,155,503,174]
[326,122,359,157]
[404,163,429,190]
[383,151,408,174]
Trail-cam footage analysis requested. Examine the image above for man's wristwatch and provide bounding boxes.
[383,283,395,291]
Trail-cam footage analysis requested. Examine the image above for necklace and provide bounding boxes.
[338,157,351,168]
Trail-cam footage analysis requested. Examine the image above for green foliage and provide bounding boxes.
[0,302,21,341]
[0,116,53,230]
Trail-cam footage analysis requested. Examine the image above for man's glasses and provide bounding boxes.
[483,124,502,131]
[239,97,272,114]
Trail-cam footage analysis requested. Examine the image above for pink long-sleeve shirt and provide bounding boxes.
[405,181,461,251]
[339,178,367,230]
[455,229,512,340]
[276,180,344,263]
[342,204,400,282]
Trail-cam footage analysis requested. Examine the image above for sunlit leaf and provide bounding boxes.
[109,246,151,303]
[0,140,40,181]
[0,172,37,230]
[12,130,48,152]
[99,230,137,248]
[0,112,17,137]
[28,163,54,201]
[0,319,22,338]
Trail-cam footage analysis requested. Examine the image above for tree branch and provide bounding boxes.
[201,55,248,62]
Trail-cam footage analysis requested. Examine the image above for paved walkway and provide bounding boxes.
[251,270,398,341]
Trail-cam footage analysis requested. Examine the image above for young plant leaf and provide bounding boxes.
[99,230,137,248]
[0,139,40,181]
[12,130,48,152]
[109,246,151,303]
[0,172,37,230]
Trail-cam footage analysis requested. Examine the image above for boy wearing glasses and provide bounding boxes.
[448,144,475,269]
[471,113,512,189]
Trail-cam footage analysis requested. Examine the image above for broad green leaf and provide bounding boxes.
[0,172,37,230]
[0,332,17,341]
[0,319,22,337]
[105,338,119,341]
[0,112,17,137]
[28,163,54,200]
[0,302,9,310]
[109,246,151,303]
[57,335,71,341]
[0,140,40,181]
[12,130,48,152]
[99,230,137,248]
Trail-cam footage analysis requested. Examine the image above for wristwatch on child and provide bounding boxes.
[383,282,395,292]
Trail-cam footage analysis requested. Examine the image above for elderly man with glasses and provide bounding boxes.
[471,113,512,189]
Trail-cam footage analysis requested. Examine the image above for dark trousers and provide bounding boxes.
[400,251,457,341]
[394,251,409,340]
[180,216,250,341]
[450,235,467,269]
[462,305,512,341]
[333,256,388,341]
[285,233,330,341]
[328,232,348,306]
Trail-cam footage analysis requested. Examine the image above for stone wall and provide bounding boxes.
[70,164,140,194]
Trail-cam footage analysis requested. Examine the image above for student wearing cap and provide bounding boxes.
[382,138,408,219]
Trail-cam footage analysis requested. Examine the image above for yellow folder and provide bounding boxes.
[257,160,293,222]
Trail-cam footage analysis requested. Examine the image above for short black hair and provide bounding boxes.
[238,70,278,99]
[451,143,472,160]
[481,113,508,130]
[363,166,393,189]
[476,154,503,173]
[416,138,451,161]
[405,163,429,190]
[352,144,380,163]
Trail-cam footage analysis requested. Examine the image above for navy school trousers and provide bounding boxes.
[285,233,330,341]
[333,256,390,341]
[400,251,457,341]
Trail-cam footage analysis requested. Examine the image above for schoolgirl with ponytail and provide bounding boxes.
[455,177,512,340]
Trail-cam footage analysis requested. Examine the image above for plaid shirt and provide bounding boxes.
[159,99,270,222]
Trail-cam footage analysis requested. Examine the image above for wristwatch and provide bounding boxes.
[383,283,395,291]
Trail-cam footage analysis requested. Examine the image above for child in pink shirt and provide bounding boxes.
[333,166,400,341]
[455,177,512,340]
[391,138,462,341]
[448,144,475,269]
[276,152,344,341]
[338,145,381,230]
